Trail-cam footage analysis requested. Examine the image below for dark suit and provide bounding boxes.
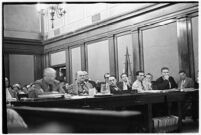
[88,80,97,88]
[110,85,121,93]
[116,82,132,90]
[156,76,177,90]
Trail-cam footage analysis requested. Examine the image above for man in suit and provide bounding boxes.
[5,77,17,102]
[109,75,120,93]
[132,71,146,92]
[83,71,97,88]
[66,71,93,95]
[143,73,153,90]
[178,70,194,89]
[156,67,177,90]
[96,73,110,92]
[29,68,65,98]
[117,73,132,90]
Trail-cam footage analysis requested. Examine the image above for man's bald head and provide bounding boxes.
[43,68,56,83]
[83,71,89,81]
[75,71,85,82]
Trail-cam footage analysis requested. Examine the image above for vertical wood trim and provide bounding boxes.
[138,28,144,71]
[34,55,43,81]
[48,53,51,67]
[81,44,86,71]
[132,30,140,81]
[109,35,116,78]
[187,17,195,80]
[69,48,73,84]
[85,43,88,72]
[40,14,45,40]
[34,56,37,81]
[3,54,10,79]
[65,49,71,83]
[44,54,49,68]
[177,17,191,76]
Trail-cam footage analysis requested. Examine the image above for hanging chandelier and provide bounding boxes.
[37,3,66,29]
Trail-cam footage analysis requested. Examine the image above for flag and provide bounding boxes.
[124,47,133,82]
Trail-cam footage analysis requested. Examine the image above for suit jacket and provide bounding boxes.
[88,80,97,88]
[116,81,132,91]
[66,81,93,95]
[29,79,65,98]
[178,77,194,89]
[156,76,177,90]
[110,85,121,93]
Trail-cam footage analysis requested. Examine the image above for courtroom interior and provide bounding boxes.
[2,1,199,133]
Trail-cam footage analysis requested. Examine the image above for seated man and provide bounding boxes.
[5,77,17,102]
[143,73,153,90]
[83,71,97,88]
[109,75,120,93]
[178,70,194,89]
[132,71,146,92]
[96,73,110,92]
[116,73,132,91]
[12,83,22,100]
[66,71,93,96]
[29,68,65,98]
[156,67,177,90]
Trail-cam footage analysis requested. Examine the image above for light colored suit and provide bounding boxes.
[178,77,194,89]
[132,80,145,92]
[66,81,93,95]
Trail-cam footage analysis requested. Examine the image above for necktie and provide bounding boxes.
[181,80,185,89]
[123,82,128,90]
[49,84,53,91]
[168,81,171,89]
[141,81,145,90]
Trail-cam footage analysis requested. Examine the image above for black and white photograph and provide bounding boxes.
[2,0,199,133]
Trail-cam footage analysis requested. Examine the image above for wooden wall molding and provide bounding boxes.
[3,37,43,55]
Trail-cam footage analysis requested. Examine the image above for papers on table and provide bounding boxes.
[38,93,65,99]
[181,88,198,92]
[139,89,180,93]
[69,96,89,99]
[94,93,113,97]
[138,90,162,93]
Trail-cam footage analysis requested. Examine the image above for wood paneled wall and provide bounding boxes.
[3,37,44,81]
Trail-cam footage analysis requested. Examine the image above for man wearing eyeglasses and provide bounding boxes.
[66,71,93,95]
[156,67,177,90]
[109,75,120,93]
[132,71,146,92]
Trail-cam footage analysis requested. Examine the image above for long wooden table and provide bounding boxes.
[11,89,198,133]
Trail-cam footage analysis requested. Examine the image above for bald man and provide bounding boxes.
[83,71,97,88]
[66,71,93,95]
[28,68,65,98]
